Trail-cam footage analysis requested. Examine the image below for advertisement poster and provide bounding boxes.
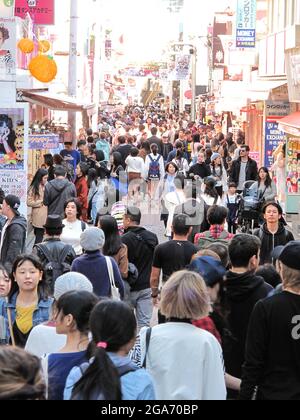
[0,0,15,17]
[287,137,300,195]
[0,17,16,79]
[15,0,55,25]
[0,108,26,170]
[0,170,27,214]
[29,134,60,150]
[175,54,191,81]
[236,0,257,48]
[265,122,286,169]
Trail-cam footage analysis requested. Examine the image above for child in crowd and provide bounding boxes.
[224,183,240,234]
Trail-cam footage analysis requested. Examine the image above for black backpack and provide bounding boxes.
[35,244,72,292]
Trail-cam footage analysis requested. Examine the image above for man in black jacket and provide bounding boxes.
[33,215,76,294]
[122,207,158,329]
[254,202,294,265]
[0,195,27,273]
[230,145,258,193]
[240,241,300,400]
[148,127,163,155]
[224,234,273,386]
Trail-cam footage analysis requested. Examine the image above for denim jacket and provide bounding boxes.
[0,294,53,344]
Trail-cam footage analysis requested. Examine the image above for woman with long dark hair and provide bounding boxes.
[251,167,277,202]
[0,255,52,348]
[27,168,48,245]
[44,154,55,181]
[210,153,228,198]
[64,300,155,400]
[98,215,128,280]
[43,291,98,400]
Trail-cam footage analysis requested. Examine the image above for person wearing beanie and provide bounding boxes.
[71,228,124,299]
[25,272,93,358]
[0,195,27,272]
[241,241,300,400]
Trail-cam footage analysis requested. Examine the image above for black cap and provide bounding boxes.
[4,195,21,216]
[271,246,285,261]
[44,215,65,230]
[278,241,300,270]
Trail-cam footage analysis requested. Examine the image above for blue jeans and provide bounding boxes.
[127,288,153,329]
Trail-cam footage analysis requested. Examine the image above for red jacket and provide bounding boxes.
[75,176,88,210]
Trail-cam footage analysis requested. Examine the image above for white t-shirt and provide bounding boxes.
[125,156,145,174]
[61,220,85,256]
[25,325,66,358]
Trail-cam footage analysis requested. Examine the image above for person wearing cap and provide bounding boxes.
[71,228,124,299]
[241,241,300,400]
[25,272,93,358]
[0,195,27,273]
[210,153,228,198]
[33,215,76,294]
[43,166,77,219]
[254,202,294,265]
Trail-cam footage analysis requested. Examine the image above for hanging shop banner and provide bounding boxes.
[15,0,55,25]
[236,0,257,48]
[0,17,16,79]
[174,54,191,81]
[29,134,60,150]
[0,0,15,17]
[264,122,286,169]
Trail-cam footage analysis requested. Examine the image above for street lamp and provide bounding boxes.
[170,42,197,121]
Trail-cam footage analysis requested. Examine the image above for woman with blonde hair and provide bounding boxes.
[0,347,45,400]
[140,270,227,400]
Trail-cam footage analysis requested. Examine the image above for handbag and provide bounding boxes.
[105,257,121,301]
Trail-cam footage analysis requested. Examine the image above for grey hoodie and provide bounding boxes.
[44,178,76,218]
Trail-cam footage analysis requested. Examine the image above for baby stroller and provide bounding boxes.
[238,181,262,233]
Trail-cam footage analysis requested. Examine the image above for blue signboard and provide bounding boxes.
[265,122,286,169]
[29,134,60,150]
[236,0,257,48]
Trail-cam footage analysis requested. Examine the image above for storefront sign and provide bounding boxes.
[29,134,60,150]
[0,17,16,80]
[285,48,300,103]
[265,122,286,169]
[15,0,55,25]
[236,0,257,48]
[266,101,291,119]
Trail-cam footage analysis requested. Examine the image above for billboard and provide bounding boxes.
[264,122,286,169]
[15,0,55,25]
[236,0,257,48]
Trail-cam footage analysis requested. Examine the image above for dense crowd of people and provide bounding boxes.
[0,105,299,401]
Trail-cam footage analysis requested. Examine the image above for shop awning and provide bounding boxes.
[18,89,96,113]
[278,112,300,137]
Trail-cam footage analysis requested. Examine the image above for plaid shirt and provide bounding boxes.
[193,316,222,345]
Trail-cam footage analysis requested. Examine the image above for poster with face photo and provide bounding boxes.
[0,17,16,79]
[0,108,26,170]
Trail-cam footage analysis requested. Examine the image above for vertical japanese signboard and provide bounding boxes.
[265,122,286,169]
[15,0,55,25]
[236,0,257,48]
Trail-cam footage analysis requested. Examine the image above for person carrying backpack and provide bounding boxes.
[64,300,156,400]
[145,144,165,200]
[33,216,76,295]
[195,205,234,249]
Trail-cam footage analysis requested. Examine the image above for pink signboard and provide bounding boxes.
[15,0,54,25]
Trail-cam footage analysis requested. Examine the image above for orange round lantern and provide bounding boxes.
[29,55,58,83]
[38,40,51,53]
[18,38,34,54]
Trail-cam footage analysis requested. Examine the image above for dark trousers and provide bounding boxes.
[228,222,237,234]
[34,228,45,245]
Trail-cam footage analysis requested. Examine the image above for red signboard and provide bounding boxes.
[15,0,55,25]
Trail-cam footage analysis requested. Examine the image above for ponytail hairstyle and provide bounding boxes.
[71,300,137,401]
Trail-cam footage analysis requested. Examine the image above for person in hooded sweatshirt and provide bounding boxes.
[253,202,294,266]
[44,166,77,219]
[224,234,273,394]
